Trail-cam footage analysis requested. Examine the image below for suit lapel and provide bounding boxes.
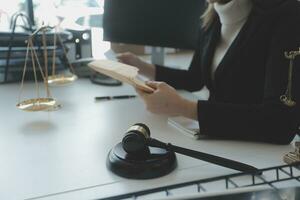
[214,13,256,83]
[201,20,221,90]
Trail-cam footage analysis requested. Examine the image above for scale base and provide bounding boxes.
[107,143,177,179]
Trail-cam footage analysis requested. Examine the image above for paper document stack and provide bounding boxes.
[168,116,201,139]
[88,59,154,93]
[167,90,208,140]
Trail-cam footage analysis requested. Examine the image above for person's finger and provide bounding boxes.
[116,53,124,59]
[145,81,161,89]
[116,55,123,62]
[145,81,166,89]
[135,88,149,98]
[116,53,127,60]
[117,52,132,58]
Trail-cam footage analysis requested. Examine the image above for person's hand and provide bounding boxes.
[117,52,155,79]
[117,52,143,67]
[136,81,198,119]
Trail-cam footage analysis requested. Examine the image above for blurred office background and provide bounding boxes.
[0,0,104,29]
[0,0,204,83]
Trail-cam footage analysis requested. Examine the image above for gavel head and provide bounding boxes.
[122,123,150,156]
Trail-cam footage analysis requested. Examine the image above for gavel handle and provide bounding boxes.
[148,138,259,173]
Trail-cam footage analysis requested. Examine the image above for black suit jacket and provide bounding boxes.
[156,0,300,144]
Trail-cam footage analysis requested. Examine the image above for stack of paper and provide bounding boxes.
[167,91,207,140]
[168,116,201,140]
[88,59,154,93]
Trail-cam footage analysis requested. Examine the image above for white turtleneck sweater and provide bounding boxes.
[211,0,252,80]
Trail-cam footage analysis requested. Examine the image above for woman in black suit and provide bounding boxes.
[117,0,300,144]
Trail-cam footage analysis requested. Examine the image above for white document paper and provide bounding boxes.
[167,90,208,140]
[168,116,201,139]
[88,59,154,93]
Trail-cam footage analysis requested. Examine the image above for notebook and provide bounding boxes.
[168,90,206,140]
[168,116,201,139]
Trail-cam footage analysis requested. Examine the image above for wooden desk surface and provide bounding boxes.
[0,79,295,200]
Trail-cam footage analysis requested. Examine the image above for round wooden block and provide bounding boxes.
[107,142,177,179]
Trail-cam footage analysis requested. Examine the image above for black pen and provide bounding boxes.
[95,95,136,101]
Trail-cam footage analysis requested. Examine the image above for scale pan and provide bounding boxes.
[45,101,62,112]
[48,74,78,86]
[16,98,56,112]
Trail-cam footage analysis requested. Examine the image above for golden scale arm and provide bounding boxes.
[282,47,300,164]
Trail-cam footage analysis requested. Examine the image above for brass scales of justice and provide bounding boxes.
[282,47,300,164]
[16,25,77,112]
